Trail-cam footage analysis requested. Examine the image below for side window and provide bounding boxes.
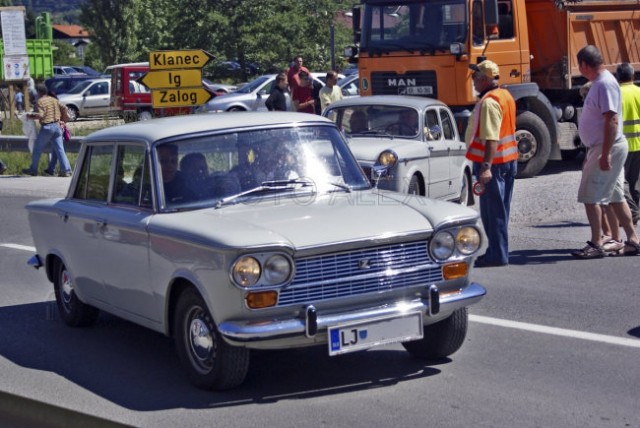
[112,145,151,207]
[439,109,455,140]
[497,0,514,39]
[93,82,108,95]
[471,0,484,46]
[425,109,442,140]
[73,145,114,202]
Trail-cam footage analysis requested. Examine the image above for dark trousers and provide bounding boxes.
[475,160,517,264]
[624,150,640,221]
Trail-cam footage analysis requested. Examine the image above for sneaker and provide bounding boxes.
[44,169,55,176]
[59,171,72,178]
[571,241,605,259]
[21,168,36,176]
[602,239,624,256]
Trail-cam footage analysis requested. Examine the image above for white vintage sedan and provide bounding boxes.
[323,95,473,205]
[26,113,486,390]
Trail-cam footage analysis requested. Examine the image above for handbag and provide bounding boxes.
[62,125,71,142]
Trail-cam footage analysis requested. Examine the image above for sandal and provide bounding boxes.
[602,239,624,256]
[623,240,640,256]
[571,241,605,259]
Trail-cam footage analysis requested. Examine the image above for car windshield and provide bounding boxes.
[325,105,420,138]
[65,80,95,94]
[154,124,371,210]
[235,75,270,94]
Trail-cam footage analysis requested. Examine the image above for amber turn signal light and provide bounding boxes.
[442,262,468,280]
[246,291,278,309]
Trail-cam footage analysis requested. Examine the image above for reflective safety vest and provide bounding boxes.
[620,82,640,152]
[465,88,518,164]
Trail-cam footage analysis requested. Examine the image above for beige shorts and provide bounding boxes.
[577,139,628,204]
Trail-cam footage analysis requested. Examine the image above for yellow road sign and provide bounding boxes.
[151,87,213,108]
[139,69,202,90]
[149,50,215,70]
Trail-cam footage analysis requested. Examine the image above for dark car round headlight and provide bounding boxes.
[456,227,481,255]
[429,231,455,261]
[263,254,292,284]
[232,256,261,287]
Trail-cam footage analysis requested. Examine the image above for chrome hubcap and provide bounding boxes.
[188,310,214,371]
[61,269,73,310]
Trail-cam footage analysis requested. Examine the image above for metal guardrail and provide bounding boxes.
[0,135,82,153]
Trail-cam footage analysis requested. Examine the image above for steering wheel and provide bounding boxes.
[385,123,416,136]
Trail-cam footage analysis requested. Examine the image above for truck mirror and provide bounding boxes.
[484,0,498,26]
[351,7,361,44]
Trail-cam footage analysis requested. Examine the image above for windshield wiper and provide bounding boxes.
[327,181,352,193]
[215,178,315,208]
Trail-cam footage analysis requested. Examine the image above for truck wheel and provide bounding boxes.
[53,259,99,327]
[402,308,468,360]
[174,288,250,390]
[515,111,551,178]
[66,106,79,122]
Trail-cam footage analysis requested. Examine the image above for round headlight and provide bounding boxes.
[377,150,398,167]
[456,227,481,255]
[430,231,455,261]
[263,254,292,284]
[232,256,261,287]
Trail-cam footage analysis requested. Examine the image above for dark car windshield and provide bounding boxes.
[153,124,370,210]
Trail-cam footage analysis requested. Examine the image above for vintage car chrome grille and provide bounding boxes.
[371,70,438,99]
[278,241,441,306]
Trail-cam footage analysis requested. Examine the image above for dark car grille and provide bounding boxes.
[278,241,441,306]
[371,71,438,99]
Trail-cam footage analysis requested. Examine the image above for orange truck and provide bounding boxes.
[347,0,640,177]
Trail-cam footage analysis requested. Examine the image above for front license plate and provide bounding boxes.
[328,312,423,356]
[402,86,433,95]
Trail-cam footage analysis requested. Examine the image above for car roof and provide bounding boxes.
[83,112,335,144]
[327,95,448,110]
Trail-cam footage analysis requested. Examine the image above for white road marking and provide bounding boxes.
[2,242,639,349]
[0,243,36,252]
[470,314,640,349]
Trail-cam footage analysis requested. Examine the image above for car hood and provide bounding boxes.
[346,137,424,165]
[150,190,478,251]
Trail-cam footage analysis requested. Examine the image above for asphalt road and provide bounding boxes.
[0,162,639,428]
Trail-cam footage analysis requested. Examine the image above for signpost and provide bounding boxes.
[142,49,215,109]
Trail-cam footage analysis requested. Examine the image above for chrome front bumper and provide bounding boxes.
[218,282,486,344]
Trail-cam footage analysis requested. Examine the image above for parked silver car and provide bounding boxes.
[57,78,111,121]
[200,74,324,112]
[26,113,486,390]
[324,95,474,205]
[338,73,360,97]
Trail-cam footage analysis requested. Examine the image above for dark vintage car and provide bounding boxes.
[26,113,487,390]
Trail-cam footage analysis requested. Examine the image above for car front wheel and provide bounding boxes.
[174,289,250,390]
[402,308,468,360]
[53,260,99,327]
[66,106,79,122]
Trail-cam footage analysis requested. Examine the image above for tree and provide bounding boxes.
[80,0,147,65]
[52,40,83,66]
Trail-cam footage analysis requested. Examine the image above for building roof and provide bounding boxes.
[52,25,92,38]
